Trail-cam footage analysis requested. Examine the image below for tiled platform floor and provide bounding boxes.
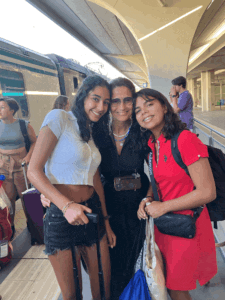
[194,107,225,133]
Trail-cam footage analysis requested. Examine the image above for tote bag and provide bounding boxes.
[135,217,167,300]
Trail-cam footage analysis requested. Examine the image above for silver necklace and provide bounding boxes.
[114,126,131,146]
[113,127,130,138]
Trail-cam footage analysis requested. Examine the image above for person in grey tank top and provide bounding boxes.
[0,97,37,240]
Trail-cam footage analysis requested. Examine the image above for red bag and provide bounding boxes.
[0,207,12,269]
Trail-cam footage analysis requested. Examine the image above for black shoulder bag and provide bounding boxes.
[149,151,203,239]
[19,119,31,153]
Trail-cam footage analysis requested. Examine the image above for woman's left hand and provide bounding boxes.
[41,194,51,207]
[105,222,116,248]
[145,201,168,218]
[20,156,30,166]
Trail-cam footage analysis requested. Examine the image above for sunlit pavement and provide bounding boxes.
[1,201,225,300]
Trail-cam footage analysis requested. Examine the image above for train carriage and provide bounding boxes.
[0,38,100,134]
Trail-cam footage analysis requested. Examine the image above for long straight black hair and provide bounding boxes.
[71,75,110,142]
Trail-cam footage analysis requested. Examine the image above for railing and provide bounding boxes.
[193,119,225,152]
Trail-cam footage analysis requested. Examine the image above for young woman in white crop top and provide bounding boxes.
[28,75,116,300]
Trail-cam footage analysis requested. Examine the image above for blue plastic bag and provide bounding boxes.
[119,269,151,300]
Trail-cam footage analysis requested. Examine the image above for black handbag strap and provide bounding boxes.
[148,149,203,221]
[19,119,30,153]
[149,151,160,202]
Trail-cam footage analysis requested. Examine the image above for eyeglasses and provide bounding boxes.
[110,97,133,106]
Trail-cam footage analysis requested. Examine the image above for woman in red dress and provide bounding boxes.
[135,88,217,300]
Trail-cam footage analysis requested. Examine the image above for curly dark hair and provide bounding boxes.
[71,75,110,142]
[134,88,187,141]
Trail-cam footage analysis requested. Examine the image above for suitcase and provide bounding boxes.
[21,163,45,245]
[0,207,12,269]
[72,213,106,300]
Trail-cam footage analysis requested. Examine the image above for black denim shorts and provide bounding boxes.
[44,191,106,255]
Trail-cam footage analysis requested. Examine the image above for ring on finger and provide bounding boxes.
[75,221,80,226]
[146,202,151,206]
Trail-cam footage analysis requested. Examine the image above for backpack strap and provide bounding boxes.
[19,119,30,153]
[149,151,160,202]
[171,131,189,176]
[171,131,204,218]
[149,148,203,219]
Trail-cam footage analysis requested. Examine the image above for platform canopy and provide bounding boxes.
[27,0,225,94]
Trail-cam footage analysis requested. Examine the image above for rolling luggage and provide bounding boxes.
[21,163,45,245]
[71,213,106,300]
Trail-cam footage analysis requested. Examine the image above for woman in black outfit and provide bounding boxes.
[93,78,150,298]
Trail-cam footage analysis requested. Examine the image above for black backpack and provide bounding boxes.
[19,119,31,153]
[171,131,225,229]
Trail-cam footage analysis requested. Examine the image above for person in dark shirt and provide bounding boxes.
[93,78,150,298]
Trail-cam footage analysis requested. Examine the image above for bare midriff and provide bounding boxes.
[53,184,95,204]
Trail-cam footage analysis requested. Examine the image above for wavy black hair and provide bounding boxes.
[71,75,110,142]
[134,88,187,141]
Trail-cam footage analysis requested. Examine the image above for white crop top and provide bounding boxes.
[40,109,101,186]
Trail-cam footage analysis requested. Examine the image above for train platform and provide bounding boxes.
[1,200,225,299]
[194,107,225,134]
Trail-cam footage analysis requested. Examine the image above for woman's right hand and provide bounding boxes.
[64,203,92,225]
[137,201,148,220]
[41,194,51,207]
[41,194,92,225]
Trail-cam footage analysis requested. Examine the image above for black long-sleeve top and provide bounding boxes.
[93,122,150,217]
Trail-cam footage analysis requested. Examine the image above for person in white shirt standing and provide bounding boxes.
[28,75,116,300]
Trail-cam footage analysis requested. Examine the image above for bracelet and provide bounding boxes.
[62,201,75,216]
[103,215,110,220]
[141,196,153,202]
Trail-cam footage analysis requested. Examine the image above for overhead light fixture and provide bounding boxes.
[212,24,225,39]
[25,91,59,95]
[215,69,225,75]
[189,43,210,63]
[139,6,202,42]
[207,0,214,10]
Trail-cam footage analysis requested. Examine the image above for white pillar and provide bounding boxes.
[220,82,223,99]
[197,82,201,107]
[188,78,197,107]
[201,71,214,111]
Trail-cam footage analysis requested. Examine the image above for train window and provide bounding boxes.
[73,77,78,90]
[0,69,29,117]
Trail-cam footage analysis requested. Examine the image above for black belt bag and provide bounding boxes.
[149,151,203,239]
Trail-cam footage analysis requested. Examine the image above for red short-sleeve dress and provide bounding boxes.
[148,130,217,291]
